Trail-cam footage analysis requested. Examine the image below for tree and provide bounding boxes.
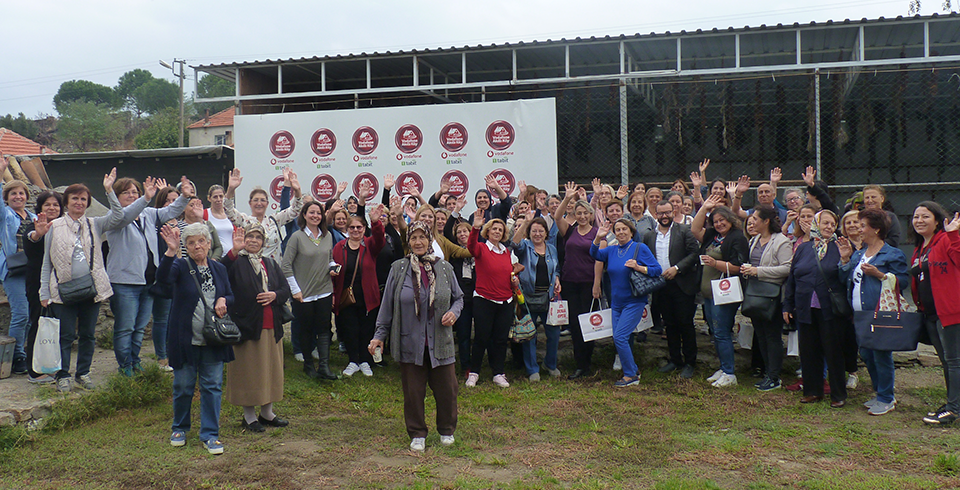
[134,108,184,149]
[195,74,234,113]
[56,101,127,152]
[115,69,155,117]
[53,80,120,113]
[0,113,39,139]
[133,78,179,115]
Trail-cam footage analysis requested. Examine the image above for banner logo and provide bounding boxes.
[486,168,516,196]
[352,172,379,199]
[352,126,379,155]
[269,176,285,202]
[440,122,468,152]
[311,174,337,201]
[396,171,423,197]
[485,120,515,151]
[269,131,295,158]
[311,128,337,157]
[395,124,423,154]
[442,170,469,197]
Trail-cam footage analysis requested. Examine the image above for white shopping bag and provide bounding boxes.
[634,304,654,333]
[547,299,569,326]
[33,313,61,375]
[578,299,612,342]
[711,275,743,305]
[786,330,800,357]
[736,321,754,350]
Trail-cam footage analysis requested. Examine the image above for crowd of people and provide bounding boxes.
[5,157,960,454]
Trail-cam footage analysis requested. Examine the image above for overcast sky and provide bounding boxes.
[0,0,924,118]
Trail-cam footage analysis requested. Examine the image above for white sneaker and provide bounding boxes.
[612,355,622,371]
[312,348,320,360]
[465,372,479,387]
[440,435,455,446]
[846,373,859,389]
[410,437,426,452]
[528,372,540,382]
[359,362,373,377]
[294,353,304,362]
[707,369,724,383]
[342,362,360,377]
[492,374,510,388]
[76,374,95,390]
[711,373,738,388]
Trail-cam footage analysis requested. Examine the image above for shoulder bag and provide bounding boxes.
[509,300,537,343]
[188,260,241,346]
[57,219,98,305]
[741,279,781,321]
[814,254,853,318]
[629,242,666,298]
[853,275,922,351]
[340,244,362,309]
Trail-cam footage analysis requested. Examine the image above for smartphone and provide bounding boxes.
[330,264,342,274]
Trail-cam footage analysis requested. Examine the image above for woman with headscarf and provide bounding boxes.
[223,224,291,432]
[783,210,850,407]
[369,222,464,452]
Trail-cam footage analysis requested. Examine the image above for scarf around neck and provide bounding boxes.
[811,211,837,261]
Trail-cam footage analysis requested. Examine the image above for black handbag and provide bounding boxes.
[57,220,98,305]
[628,243,666,297]
[525,291,549,313]
[741,279,781,322]
[814,254,852,318]
[6,251,27,276]
[853,278,923,352]
[188,260,241,346]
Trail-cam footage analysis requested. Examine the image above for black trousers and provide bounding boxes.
[838,316,859,373]
[655,282,697,366]
[339,304,377,365]
[470,297,513,376]
[561,281,596,371]
[25,287,42,377]
[751,309,784,381]
[798,308,848,402]
[293,296,333,360]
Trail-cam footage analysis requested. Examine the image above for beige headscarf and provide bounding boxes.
[238,223,268,293]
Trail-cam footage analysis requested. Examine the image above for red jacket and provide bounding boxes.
[332,220,385,314]
[911,230,960,327]
[467,226,515,302]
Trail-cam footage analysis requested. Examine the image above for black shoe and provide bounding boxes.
[258,415,289,427]
[751,367,765,379]
[680,365,695,379]
[12,357,28,375]
[568,369,588,380]
[303,362,320,379]
[657,362,679,374]
[927,404,948,418]
[754,376,768,388]
[923,410,958,425]
[242,419,265,433]
[756,378,781,392]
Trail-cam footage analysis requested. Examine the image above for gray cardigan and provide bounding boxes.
[374,258,464,366]
[748,233,793,285]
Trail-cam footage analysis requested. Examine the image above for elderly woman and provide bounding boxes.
[0,163,36,375]
[158,223,234,454]
[223,224,291,432]
[369,222,464,452]
[838,208,909,416]
[105,175,191,377]
[40,168,125,393]
[224,168,302,262]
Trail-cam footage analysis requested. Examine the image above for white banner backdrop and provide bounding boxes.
[234,99,558,212]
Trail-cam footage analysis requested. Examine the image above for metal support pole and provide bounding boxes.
[814,69,821,177]
[620,79,629,185]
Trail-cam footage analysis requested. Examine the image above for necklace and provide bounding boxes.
[616,242,631,258]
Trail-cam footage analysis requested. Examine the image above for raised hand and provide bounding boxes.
[282,166,292,185]
[577,187,587,201]
[725,181,738,199]
[103,167,117,192]
[389,195,401,207]
[616,185,629,200]
[455,194,467,212]
[485,173,503,193]
[837,236,853,262]
[698,158,710,174]
[370,203,386,222]
[337,181,348,195]
[155,178,168,191]
[288,170,301,194]
[329,199,344,212]
[702,193,722,211]
[0,158,8,175]
[516,180,527,197]
[689,171,703,190]
[735,175,750,196]
[597,220,612,238]
[359,179,372,199]
[33,213,50,238]
[160,224,181,255]
[946,212,960,233]
[564,181,578,198]
[769,167,782,186]
[227,168,242,191]
[232,227,245,253]
[383,174,395,190]
[472,209,485,229]
[143,177,159,200]
[406,183,420,198]
[802,166,817,188]
[179,176,195,198]
[591,177,602,194]
[439,179,451,194]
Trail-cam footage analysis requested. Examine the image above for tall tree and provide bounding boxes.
[134,108,184,149]
[133,78,179,115]
[0,113,39,139]
[53,80,120,113]
[195,74,234,113]
[115,69,155,116]
[56,101,127,152]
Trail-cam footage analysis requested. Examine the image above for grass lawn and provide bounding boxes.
[2,337,960,489]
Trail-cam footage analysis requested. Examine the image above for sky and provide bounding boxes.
[0,0,929,119]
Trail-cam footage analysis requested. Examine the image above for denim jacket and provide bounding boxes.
[513,239,559,299]
[839,243,909,312]
[0,182,36,281]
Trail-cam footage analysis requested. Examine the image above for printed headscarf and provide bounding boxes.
[811,210,838,261]
[406,222,438,318]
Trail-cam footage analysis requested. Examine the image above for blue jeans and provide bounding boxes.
[612,301,646,378]
[706,298,739,375]
[52,299,100,379]
[3,274,28,359]
[172,347,224,443]
[454,301,474,371]
[860,347,895,403]
[110,284,153,371]
[520,311,550,375]
[151,294,171,361]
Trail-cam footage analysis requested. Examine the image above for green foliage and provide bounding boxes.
[53,80,120,114]
[56,101,127,152]
[135,108,183,149]
[115,69,155,116]
[932,453,960,476]
[0,113,39,138]
[195,74,234,113]
[132,78,179,116]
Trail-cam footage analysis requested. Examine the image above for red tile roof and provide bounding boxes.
[0,128,56,157]
[187,108,235,129]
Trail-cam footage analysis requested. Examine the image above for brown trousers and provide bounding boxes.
[399,351,458,439]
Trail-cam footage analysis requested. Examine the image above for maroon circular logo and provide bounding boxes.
[395,124,423,154]
[396,171,423,197]
[310,128,336,157]
[719,279,730,291]
[311,174,337,201]
[269,175,285,202]
[269,131,295,159]
[442,170,469,197]
[439,122,468,152]
[485,120,515,151]
[352,127,379,155]
[590,314,603,326]
[352,172,379,199]
[486,168,516,196]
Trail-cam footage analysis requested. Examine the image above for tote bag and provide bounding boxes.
[33,310,61,375]
[546,297,569,326]
[578,298,613,342]
[711,273,744,305]
[854,274,922,352]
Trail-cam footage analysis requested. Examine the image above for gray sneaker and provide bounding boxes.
[76,374,95,390]
[868,399,897,416]
[547,368,562,377]
[56,377,71,393]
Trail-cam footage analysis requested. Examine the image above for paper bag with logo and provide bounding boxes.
[711,274,743,305]
[633,304,654,333]
[33,311,61,375]
[736,321,754,350]
[577,298,612,342]
[786,330,800,357]
[546,297,569,326]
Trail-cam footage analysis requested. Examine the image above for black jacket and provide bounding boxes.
[221,251,291,343]
[642,224,701,297]
[698,228,750,278]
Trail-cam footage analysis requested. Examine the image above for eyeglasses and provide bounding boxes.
[656,212,673,217]
[348,225,365,230]
[250,198,268,203]
[787,196,804,203]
